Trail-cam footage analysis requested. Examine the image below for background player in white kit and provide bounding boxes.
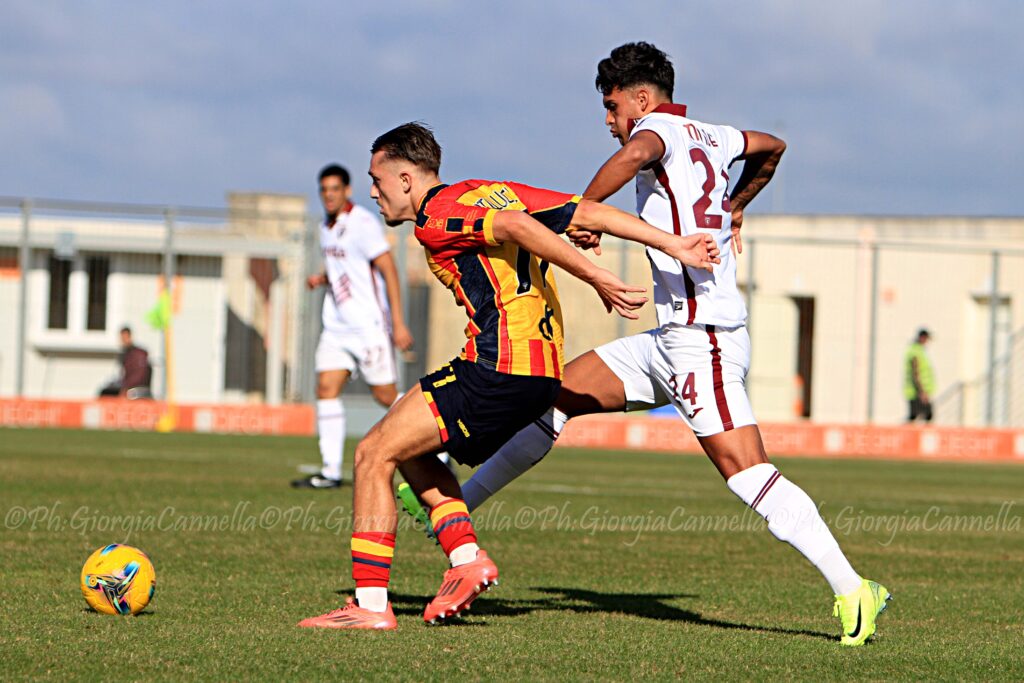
[292,164,414,489]
[453,43,891,646]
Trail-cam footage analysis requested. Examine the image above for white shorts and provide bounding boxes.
[314,328,397,386]
[594,323,756,438]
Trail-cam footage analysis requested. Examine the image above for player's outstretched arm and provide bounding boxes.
[491,211,648,319]
[371,251,414,351]
[728,131,786,254]
[571,131,666,255]
[571,200,721,272]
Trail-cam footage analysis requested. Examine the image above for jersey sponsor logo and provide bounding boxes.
[323,247,347,258]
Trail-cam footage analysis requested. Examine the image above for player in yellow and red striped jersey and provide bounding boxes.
[416,179,581,380]
[298,121,719,630]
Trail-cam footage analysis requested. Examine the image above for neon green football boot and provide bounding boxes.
[397,483,437,543]
[833,579,891,646]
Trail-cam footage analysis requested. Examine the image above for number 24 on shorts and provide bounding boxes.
[669,372,702,418]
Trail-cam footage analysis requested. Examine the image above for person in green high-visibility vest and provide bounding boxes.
[905,328,935,422]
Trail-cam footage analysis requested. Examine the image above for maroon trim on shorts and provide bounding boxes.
[707,325,734,432]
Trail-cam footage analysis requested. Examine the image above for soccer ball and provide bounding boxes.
[80,544,156,615]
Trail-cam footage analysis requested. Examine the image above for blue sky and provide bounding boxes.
[2,1,1021,216]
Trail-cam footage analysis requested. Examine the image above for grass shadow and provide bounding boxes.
[81,608,157,617]
[339,587,834,640]
[522,587,835,641]
[440,586,831,641]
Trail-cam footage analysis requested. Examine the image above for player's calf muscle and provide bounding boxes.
[316,370,348,398]
[699,425,769,479]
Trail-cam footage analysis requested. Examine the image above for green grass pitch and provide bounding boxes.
[1,427,1022,680]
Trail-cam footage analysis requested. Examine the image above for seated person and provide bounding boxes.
[99,326,153,399]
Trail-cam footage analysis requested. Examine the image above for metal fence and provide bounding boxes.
[1,197,1021,427]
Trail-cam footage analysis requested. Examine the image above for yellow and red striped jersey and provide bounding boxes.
[415,180,581,379]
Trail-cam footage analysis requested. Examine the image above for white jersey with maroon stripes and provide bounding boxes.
[319,203,392,335]
[630,104,747,328]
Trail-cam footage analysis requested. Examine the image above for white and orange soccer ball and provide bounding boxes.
[80,544,156,615]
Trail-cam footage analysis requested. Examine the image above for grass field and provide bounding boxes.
[1,427,1022,681]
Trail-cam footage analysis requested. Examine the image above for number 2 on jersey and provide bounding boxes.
[689,148,730,230]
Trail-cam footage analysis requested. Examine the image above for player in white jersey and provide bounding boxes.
[292,164,414,489]
[452,42,890,645]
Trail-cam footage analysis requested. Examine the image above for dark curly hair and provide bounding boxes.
[318,164,350,186]
[595,42,674,98]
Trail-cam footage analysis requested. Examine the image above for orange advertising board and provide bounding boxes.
[1,399,1021,463]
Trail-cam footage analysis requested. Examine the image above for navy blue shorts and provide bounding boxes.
[419,358,561,467]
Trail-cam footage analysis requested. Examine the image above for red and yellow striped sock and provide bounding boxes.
[430,498,477,557]
[351,531,396,588]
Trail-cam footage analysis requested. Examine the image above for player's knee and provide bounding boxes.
[353,438,387,475]
[316,380,339,399]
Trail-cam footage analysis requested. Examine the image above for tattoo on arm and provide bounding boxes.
[730,150,782,212]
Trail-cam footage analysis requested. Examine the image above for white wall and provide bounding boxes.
[422,214,1024,426]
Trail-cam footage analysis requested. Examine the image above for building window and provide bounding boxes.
[86,256,109,331]
[45,251,112,334]
[47,255,72,330]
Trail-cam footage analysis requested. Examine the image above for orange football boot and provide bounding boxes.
[298,597,397,630]
[423,550,499,624]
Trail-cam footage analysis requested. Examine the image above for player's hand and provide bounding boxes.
[730,207,744,256]
[569,229,603,256]
[392,322,414,352]
[590,267,647,320]
[667,233,720,272]
[306,273,327,290]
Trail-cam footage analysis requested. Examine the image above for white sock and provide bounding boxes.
[317,398,345,481]
[355,587,388,612]
[449,542,479,567]
[727,463,862,596]
[463,408,568,512]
